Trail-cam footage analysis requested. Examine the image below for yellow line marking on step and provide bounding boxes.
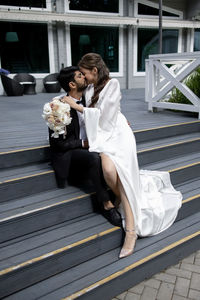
[182,194,200,204]
[168,161,200,173]
[134,120,200,133]
[0,161,199,222]
[0,184,199,276]
[0,189,197,223]
[0,191,197,223]
[0,170,54,184]
[0,145,49,155]
[64,231,200,300]
[138,137,200,153]
[0,192,95,222]
[0,227,119,276]
[1,121,199,155]
[1,150,199,186]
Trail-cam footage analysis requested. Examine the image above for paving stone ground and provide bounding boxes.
[112,250,200,300]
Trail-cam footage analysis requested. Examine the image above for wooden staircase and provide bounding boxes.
[0,120,200,300]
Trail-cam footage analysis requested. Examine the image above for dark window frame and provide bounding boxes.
[0,21,50,74]
[68,0,119,14]
[70,25,120,73]
[0,0,47,9]
[194,29,200,52]
[135,0,182,19]
[137,28,179,72]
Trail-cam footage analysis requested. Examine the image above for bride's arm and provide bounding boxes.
[83,79,121,151]
[61,96,83,113]
[95,78,121,130]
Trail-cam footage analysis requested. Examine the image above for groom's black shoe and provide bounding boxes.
[102,207,122,227]
[56,177,67,189]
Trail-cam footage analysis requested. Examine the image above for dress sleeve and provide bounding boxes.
[83,79,121,153]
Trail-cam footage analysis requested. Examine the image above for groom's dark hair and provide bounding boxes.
[57,66,79,93]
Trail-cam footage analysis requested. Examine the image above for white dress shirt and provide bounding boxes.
[70,96,87,143]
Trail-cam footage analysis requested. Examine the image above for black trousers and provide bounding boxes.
[67,148,110,208]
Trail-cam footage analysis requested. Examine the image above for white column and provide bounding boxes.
[48,23,56,73]
[65,23,72,66]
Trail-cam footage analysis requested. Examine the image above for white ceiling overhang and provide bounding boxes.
[1,9,200,28]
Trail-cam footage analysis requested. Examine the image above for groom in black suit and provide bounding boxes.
[49,66,122,227]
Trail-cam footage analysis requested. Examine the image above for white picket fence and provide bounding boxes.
[145,52,200,119]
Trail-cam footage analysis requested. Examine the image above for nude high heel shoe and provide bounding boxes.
[119,229,138,259]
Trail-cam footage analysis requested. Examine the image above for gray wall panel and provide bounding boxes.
[186,0,200,19]
[150,0,187,13]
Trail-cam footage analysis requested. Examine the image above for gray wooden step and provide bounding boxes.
[0,162,51,182]
[0,186,90,220]
[1,96,199,300]
[175,177,200,221]
[0,145,50,169]
[137,131,200,151]
[148,157,200,185]
[0,187,94,243]
[137,138,200,166]
[135,120,200,143]
[1,138,200,202]
[0,121,199,169]
[2,212,200,300]
[0,161,55,202]
[0,163,199,243]
[0,214,122,298]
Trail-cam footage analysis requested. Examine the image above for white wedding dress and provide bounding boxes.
[83,79,182,237]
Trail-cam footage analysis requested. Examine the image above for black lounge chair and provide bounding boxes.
[14,73,36,95]
[0,74,24,96]
[43,73,61,93]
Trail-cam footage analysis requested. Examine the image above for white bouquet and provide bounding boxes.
[42,98,72,138]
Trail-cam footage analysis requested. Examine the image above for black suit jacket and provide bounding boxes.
[49,95,85,179]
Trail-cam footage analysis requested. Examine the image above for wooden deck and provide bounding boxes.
[0,90,199,299]
[0,89,198,152]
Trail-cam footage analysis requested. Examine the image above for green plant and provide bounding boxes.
[168,67,200,105]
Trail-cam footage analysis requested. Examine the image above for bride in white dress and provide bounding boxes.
[63,53,182,259]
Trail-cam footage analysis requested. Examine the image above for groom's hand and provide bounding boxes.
[83,140,89,148]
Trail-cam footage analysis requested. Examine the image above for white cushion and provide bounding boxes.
[20,81,33,84]
[45,81,58,84]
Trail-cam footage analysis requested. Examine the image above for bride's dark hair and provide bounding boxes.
[78,53,110,107]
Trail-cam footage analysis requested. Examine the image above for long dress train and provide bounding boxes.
[83,79,182,237]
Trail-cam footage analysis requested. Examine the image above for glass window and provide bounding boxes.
[69,0,118,13]
[70,25,119,72]
[0,22,49,73]
[138,3,179,17]
[0,0,46,8]
[194,29,200,51]
[138,28,178,72]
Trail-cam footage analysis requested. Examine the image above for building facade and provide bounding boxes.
[0,0,200,93]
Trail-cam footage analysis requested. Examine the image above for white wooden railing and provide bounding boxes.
[145,52,200,119]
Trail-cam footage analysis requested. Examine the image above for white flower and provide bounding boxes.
[42,98,72,138]
[62,113,72,125]
[43,103,52,115]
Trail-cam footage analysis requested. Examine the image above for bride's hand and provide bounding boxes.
[61,96,76,108]
[61,96,84,113]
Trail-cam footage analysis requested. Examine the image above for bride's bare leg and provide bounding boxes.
[100,154,137,257]
[100,153,120,209]
[118,178,137,258]
[100,153,120,197]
